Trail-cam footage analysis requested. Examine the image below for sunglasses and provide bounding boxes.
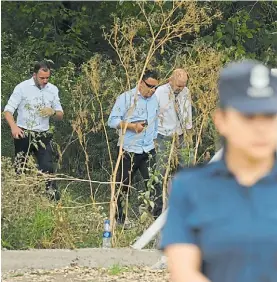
[143,80,158,90]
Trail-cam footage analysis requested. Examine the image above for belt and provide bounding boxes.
[19,127,52,138]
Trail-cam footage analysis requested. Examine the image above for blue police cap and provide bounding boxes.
[219,60,277,114]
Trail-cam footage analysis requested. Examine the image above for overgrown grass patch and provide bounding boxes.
[1,206,55,249]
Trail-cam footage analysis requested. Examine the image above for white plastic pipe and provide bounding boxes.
[132,209,168,250]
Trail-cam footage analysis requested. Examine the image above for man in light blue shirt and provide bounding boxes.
[4,61,63,200]
[108,70,162,224]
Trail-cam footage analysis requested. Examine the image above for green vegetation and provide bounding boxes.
[1,1,276,249]
[108,264,130,276]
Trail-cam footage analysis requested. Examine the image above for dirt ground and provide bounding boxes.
[1,248,168,282]
[2,266,169,282]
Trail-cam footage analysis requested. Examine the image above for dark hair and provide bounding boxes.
[142,70,159,81]
[33,61,51,74]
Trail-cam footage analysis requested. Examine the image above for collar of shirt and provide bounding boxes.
[168,84,175,98]
[30,78,36,86]
[29,77,50,89]
[167,83,188,99]
[134,87,153,101]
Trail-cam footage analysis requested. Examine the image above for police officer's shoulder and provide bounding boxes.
[169,162,224,197]
[173,161,222,182]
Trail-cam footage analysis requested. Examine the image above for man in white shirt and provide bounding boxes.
[155,69,192,179]
[4,61,64,200]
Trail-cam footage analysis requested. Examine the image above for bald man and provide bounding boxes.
[155,69,193,181]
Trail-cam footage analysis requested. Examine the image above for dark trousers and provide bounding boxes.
[14,130,56,190]
[116,148,163,222]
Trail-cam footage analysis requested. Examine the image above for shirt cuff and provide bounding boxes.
[53,106,63,112]
[4,105,15,114]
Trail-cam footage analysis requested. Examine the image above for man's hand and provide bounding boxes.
[183,272,211,282]
[39,107,55,117]
[133,122,145,133]
[11,125,24,139]
[119,121,146,133]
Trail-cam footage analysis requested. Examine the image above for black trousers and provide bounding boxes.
[14,130,56,190]
[116,148,163,222]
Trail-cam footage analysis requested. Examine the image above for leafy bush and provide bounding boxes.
[2,1,276,249]
[1,157,154,249]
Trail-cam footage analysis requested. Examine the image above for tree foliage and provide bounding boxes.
[1,1,277,249]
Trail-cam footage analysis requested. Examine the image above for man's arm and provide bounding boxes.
[4,111,24,138]
[161,174,210,282]
[51,89,64,120]
[108,93,145,133]
[118,121,139,132]
[4,111,17,129]
[166,245,210,282]
[3,85,24,138]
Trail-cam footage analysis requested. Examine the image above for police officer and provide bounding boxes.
[160,60,277,282]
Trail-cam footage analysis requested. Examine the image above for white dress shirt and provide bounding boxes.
[155,83,192,136]
[4,78,63,132]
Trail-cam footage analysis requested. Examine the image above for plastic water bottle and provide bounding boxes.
[102,219,112,248]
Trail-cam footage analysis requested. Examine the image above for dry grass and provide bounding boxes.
[2,266,169,282]
[1,157,156,249]
[1,1,224,250]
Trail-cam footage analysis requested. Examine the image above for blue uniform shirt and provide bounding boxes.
[161,158,277,282]
[108,87,159,154]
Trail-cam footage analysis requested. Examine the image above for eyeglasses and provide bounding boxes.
[143,80,158,90]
